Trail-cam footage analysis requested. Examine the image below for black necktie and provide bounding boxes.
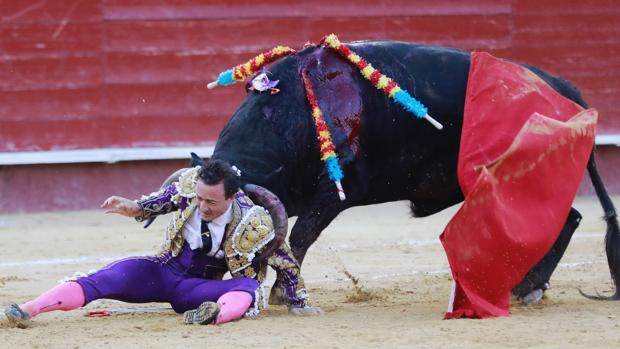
[200,220,213,253]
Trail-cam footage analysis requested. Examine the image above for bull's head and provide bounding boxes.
[209,43,367,214]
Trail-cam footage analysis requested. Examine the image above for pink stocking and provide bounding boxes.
[214,291,253,324]
[20,281,85,318]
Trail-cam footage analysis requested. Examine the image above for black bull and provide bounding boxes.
[208,41,620,300]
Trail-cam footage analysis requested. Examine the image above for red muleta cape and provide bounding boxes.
[440,52,597,319]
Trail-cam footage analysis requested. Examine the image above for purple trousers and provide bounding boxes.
[76,243,258,313]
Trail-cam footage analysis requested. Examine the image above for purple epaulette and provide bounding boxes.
[235,191,254,209]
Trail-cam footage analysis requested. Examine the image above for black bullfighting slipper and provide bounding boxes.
[4,303,31,328]
[183,301,220,325]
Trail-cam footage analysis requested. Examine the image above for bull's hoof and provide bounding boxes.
[520,289,544,306]
[268,286,287,305]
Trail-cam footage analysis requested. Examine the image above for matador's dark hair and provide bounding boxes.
[197,159,240,199]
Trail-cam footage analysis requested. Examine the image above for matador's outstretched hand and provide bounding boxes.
[101,196,141,217]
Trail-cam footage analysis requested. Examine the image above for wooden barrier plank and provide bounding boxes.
[0,22,102,58]
[101,0,512,20]
[0,114,229,151]
[513,14,620,47]
[364,15,511,49]
[493,46,620,77]
[104,51,238,84]
[102,15,511,54]
[0,55,102,91]
[102,18,359,54]
[1,0,101,23]
[0,83,243,121]
[0,87,102,121]
[0,160,189,213]
[514,0,620,14]
[104,83,243,118]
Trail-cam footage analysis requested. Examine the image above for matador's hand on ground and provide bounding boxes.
[289,306,324,316]
[101,196,142,217]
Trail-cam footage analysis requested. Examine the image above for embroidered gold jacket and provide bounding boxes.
[135,167,307,314]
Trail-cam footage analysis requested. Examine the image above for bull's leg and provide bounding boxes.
[512,207,582,303]
[269,185,346,305]
[289,197,344,265]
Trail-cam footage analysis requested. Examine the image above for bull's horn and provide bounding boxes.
[243,183,288,262]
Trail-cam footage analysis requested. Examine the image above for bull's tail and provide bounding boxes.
[582,151,620,299]
[553,77,620,299]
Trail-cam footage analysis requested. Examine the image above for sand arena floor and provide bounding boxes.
[1,196,619,348]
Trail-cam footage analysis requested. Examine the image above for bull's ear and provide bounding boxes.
[190,152,206,167]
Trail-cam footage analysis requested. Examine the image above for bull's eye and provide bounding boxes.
[324,71,341,80]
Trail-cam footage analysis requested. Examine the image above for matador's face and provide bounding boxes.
[195,180,233,222]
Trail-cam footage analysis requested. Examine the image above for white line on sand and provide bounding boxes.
[0,252,596,285]
[0,232,604,269]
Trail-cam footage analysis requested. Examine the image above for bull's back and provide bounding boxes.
[342,41,586,215]
[342,41,470,213]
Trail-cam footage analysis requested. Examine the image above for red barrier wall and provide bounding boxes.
[1,0,618,213]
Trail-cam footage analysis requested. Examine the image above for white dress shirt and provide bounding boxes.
[182,203,233,258]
